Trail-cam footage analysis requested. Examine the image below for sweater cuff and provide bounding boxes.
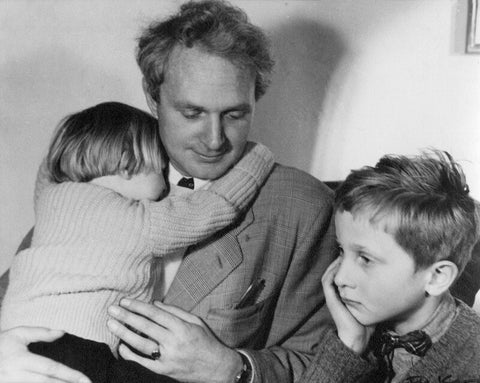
[300,327,374,383]
[208,142,274,211]
[34,157,54,207]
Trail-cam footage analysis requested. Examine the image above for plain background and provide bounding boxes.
[1,0,479,310]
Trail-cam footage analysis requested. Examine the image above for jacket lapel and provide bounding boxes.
[164,210,254,311]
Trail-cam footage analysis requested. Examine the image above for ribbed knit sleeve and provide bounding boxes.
[33,157,54,210]
[208,142,275,211]
[298,327,375,383]
[145,142,274,254]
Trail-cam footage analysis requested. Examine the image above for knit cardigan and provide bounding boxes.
[298,299,480,383]
[0,143,274,352]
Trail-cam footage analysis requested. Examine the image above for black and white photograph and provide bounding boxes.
[1,1,479,382]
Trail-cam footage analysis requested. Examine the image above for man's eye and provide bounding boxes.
[182,110,202,119]
[225,111,246,120]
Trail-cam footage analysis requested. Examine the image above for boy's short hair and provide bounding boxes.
[136,0,274,102]
[47,101,164,183]
[335,150,480,273]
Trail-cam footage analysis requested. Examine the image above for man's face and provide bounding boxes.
[334,210,432,334]
[149,46,255,180]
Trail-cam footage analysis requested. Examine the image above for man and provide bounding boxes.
[0,1,336,382]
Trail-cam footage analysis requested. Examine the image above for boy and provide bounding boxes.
[300,150,480,383]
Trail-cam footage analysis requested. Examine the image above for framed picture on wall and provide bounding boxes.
[467,0,480,53]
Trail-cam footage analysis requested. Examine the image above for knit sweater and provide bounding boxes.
[0,142,274,352]
[298,299,480,383]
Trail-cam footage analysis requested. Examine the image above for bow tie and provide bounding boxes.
[372,329,432,383]
[177,177,194,189]
[375,329,432,358]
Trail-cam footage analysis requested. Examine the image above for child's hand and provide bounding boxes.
[322,257,375,354]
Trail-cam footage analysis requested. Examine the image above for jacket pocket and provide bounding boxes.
[206,295,274,348]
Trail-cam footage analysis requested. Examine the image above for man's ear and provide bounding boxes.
[142,77,158,118]
[425,260,459,297]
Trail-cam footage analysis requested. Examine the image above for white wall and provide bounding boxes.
[1,0,479,307]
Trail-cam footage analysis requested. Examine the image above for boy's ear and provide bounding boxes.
[425,261,459,297]
[142,78,159,118]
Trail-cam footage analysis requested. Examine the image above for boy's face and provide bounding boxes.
[334,210,432,334]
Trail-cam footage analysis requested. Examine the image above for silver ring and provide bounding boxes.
[151,348,161,360]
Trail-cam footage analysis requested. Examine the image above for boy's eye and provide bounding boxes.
[357,252,371,265]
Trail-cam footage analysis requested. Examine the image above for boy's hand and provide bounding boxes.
[322,258,375,354]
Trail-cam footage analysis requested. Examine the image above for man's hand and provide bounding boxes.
[0,326,91,383]
[322,258,375,354]
[107,299,243,383]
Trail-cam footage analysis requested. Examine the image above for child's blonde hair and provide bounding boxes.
[47,101,165,182]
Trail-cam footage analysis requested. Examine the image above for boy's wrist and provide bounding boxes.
[337,330,370,355]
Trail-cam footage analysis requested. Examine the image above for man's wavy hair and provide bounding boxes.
[136,0,274,102]
[47,102,164,183]
[335,150,480,274]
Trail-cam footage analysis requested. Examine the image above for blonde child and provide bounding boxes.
[0,101,274,382]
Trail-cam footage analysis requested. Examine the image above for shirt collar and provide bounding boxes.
[168,163,209,190]
[421,292,457,343]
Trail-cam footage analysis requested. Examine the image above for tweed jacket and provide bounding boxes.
[298,299,480,383]
[3,163,336,383]
[157,163,337,383]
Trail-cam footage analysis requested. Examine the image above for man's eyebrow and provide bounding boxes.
[172,101,252,112]
[225,103,252,112]
[172,101,205,111]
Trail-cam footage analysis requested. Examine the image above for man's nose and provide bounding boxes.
[203,115,225,150]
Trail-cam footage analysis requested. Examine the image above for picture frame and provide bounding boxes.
[467,0,480,53]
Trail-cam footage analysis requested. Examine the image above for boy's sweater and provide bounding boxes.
[299,299,480,383]
[0,143,274,352]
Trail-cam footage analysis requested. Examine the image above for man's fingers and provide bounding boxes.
[117,343,159,372]
[9,326,65,345]
[106,318,159,356]
[0,370,68,383]
[108,303,169,337]
[120,299,182,328]
[152,301,203,326]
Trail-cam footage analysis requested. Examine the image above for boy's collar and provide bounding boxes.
[420,293,457,343]
[380,293,457,342]
[371,293,458,381]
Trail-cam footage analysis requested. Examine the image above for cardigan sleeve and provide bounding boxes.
[298,327,375,383]
[33,157,54,210]
[146,142,274,254]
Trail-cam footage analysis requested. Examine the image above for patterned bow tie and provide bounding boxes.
[375,329,432,358]
[373,329,432,383]
[177,177,194,189]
